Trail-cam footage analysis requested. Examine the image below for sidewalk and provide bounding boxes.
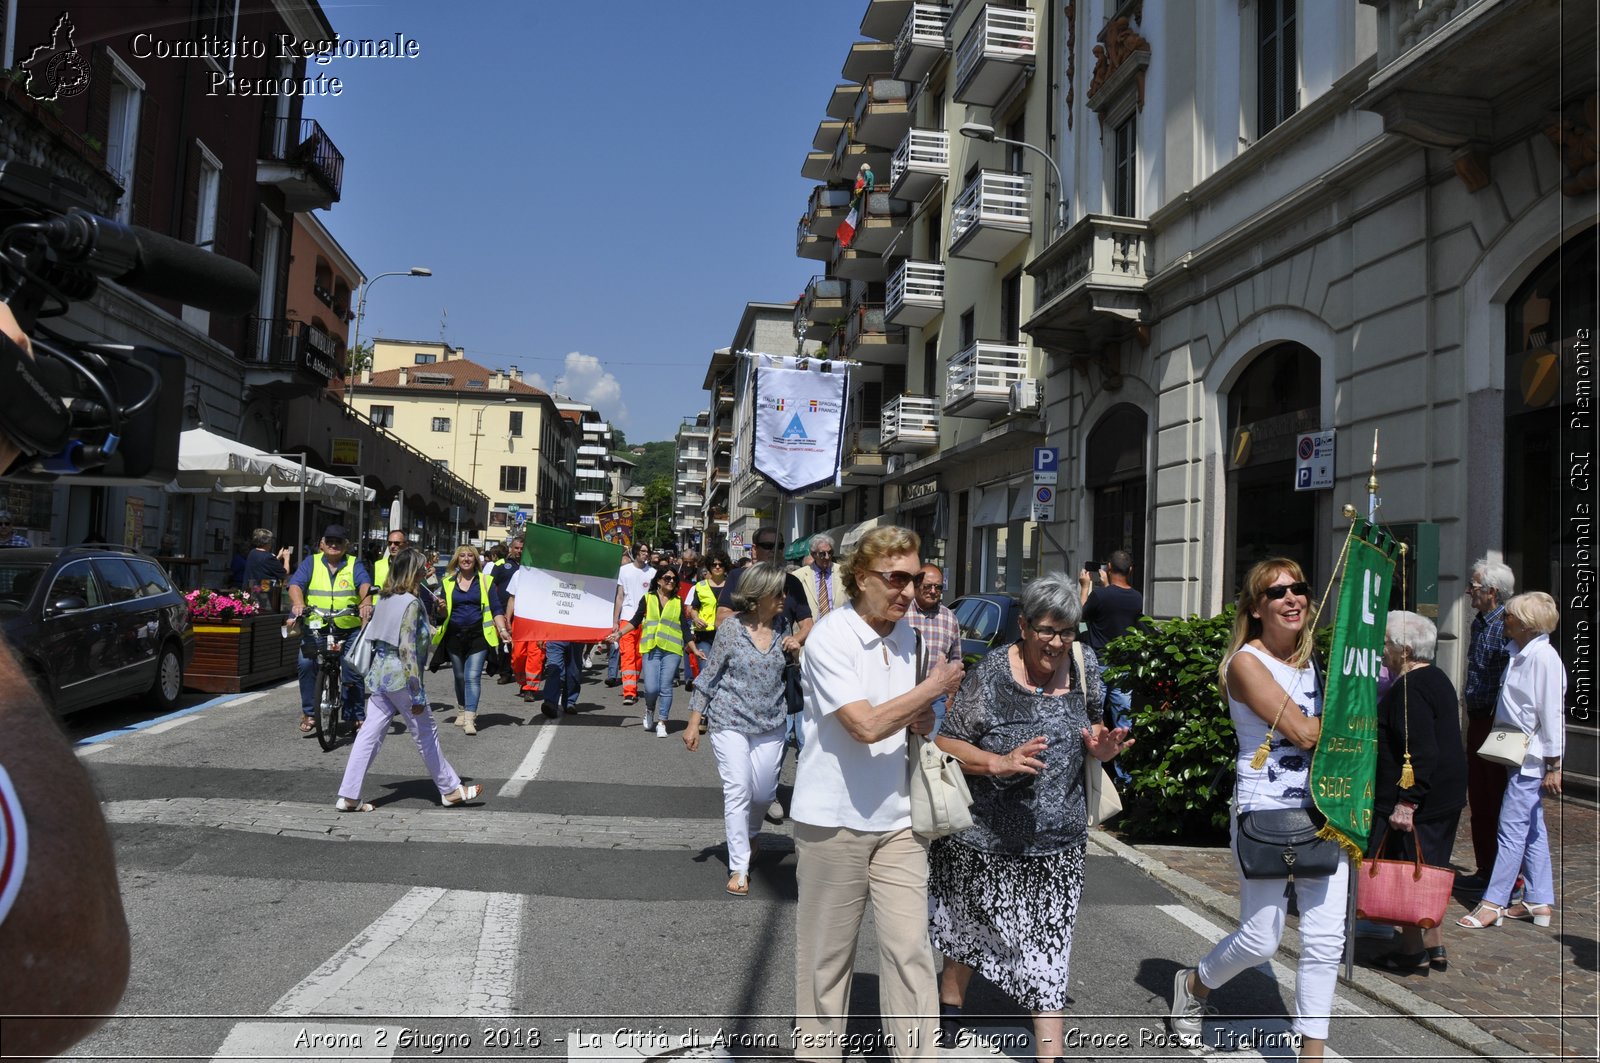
[1097,799,1598,1061]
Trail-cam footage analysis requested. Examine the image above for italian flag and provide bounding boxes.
[508,524,623,642]
[836,202,860,248]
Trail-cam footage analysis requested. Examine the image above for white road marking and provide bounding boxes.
[498,715,560,797]
[268,887,445,1016]
[468,890,523,1015]
[210,1020,398,1061]
[141,716,196,735]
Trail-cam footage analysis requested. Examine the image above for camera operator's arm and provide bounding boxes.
[0,304,36,473]
[0,644,131,1056]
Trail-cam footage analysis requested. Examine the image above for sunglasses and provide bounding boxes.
[921,582,945,592]
[324,539,347,548]
[872,569,925,590]
[813,550,833,559]
[755,540,777,550]
[1262,581,1312,601]
[387,540,406,547]
[659,575,678,584]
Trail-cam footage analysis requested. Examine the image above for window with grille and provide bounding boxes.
[1258,0,1298,136]
[431,417,451,432]
[500,466,527,493]
[1112,115,1136,217]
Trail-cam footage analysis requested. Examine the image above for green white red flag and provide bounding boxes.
[509,524,623,642]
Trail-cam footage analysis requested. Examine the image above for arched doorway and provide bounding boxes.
[1224,343,1322,595]
[1504,225,1595,719]
[1085,404,1148,583]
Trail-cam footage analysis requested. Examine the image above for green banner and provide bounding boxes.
[1312,519,1398,861]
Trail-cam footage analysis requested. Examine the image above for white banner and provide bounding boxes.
[751,354,849,494]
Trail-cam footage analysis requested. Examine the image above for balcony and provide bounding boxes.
[952,5,1036,107]
[894,3,951,82]
[842,40,896,83]
[949,170,1031,262]
[796,276,849,341]
[575,490,606,504]
[887,260,944,327]
[1025,214,1151,350]
[827,83,862,120]
[1357,0,1581,154]
[242,317,342,396]
[862,0,916,42]
[716,387,734,409]
[826,122,893,187]
[881,394,940,452]
[890,128,949,202]
[852,74,913,149]
[257,117,344,211]
[848,190,912,254]
[797,186,852,260]
[843,422,888,481]
[576,466,609,479]
[578,444,609,458]
[843,303,908,365]
[831,245,887,282]
[945,342,1029,418]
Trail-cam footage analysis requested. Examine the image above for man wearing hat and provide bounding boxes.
[287,524,372,734]
[0,511,30,547]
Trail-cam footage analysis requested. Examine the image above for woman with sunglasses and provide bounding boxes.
[927,571,1128,1061]
[790,525,965,1063]
[611,566,703,735]
[432,545,499,736]
[1169,559,1345,1061]
[687,551,731,688]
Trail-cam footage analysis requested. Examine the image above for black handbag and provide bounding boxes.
[1236,807,1341,880]
[777,615,804,715]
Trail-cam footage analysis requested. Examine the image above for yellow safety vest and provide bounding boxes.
[692,580,720,632]
[431,573,500,648]
[641,594,685,656]
[306,555,363,630]
[373,556,390,591]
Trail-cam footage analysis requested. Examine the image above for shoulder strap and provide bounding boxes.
[915,629,927,684]
[1072,639,1086,691]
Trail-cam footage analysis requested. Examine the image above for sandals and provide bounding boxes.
[441,784,483,807]
[1457,901,1505,929]
[1426,945,1449,971]
[298,715,316,734]
[1505,902,1554,927]
[335,797,375,813]
[726,873,749,896]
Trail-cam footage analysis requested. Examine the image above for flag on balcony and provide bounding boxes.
[508,524,624,643]
[751,353,849,494]
[836,164,876,249]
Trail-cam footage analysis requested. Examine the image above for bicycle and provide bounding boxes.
[286,605,363,752]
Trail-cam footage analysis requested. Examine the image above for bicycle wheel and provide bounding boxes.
[314,662,342,752]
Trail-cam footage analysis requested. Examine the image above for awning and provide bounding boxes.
[972,485,1012,527]
[171,428,373,502]
[841,514,891,551]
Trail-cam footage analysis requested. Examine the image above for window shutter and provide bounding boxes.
[86,46,112,153]
[132,93,159,227]
[180,140,200,243]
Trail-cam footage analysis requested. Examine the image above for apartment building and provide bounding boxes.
[556,401,614,534]
[357,341,575,546]
[674,412,711,550]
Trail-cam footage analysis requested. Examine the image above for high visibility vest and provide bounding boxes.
[691,580,720,633]
[640,594,685,656]
[306,555,362,629]
[373,556,390,591]
[432,573,500,647]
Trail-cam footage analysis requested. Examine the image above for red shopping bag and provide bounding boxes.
[1356,827,1455,929]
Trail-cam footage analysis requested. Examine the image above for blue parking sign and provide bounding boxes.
[1033,447,1059,486]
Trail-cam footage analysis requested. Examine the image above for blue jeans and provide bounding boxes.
[543,641,584,712]
[297,631,363,721]
[447,643,488,713]
[642,648,682,719]
[1104,686,1133,782]
[608,641,620,681]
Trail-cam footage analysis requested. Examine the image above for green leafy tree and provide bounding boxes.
[345,340,374,379]
[635,475,675,547]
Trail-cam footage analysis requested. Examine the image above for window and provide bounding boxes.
[48,561,103,608]
[91,558,144,603]
[193,145,221,249]
[499,466,527,493]
[127,559,174,597]
[370,405,394,428]
[959,309,975,348]
[431,417,451,433]
[413,353,436,364]
[508,411,523,437]
[1112,115,1136,217]
[104,54,145,223]
[1001,271,1022,344]
[433,458,449,470]
[1258,0,1297,136]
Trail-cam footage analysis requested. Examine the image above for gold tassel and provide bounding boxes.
[1250,736,1272,771]
[1399,753,1415,790]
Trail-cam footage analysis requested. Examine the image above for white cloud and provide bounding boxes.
[555,351,629,426]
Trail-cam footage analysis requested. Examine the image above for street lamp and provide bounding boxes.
[346,266,432,407]
[959,122,1068,233]
[470,397,517,503]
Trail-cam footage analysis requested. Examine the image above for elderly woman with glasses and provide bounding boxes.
[791,525,965,1063]
[928,571,1127,1062]
[612,566,704,736]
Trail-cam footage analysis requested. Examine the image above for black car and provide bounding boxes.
[0,546,195,716]
[948,593,1024,666]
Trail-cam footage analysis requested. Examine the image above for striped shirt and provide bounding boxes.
[1464,604,1510,719]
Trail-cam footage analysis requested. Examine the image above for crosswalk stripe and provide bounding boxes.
[268,886,446,1016]
[209,1021,399,1061]
[499,713,560,797]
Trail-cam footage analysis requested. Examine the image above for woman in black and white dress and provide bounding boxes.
[928,572,1129,1062]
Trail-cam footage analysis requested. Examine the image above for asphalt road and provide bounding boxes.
[52,661,1470,1062]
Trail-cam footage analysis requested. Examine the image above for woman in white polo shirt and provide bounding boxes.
[792,525,964,1063]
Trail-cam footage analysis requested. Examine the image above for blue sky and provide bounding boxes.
[307,1,866,444]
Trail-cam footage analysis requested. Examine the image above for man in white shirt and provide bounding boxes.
[612,543,654,706]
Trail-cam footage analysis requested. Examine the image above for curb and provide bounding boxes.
[1086,829,1530,1063]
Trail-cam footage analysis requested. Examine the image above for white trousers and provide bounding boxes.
[710,723,786,874]
[1197,830,1350,1041]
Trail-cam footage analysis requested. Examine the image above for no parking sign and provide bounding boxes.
[1295,430,1335,491]
[1031,485,1056,522]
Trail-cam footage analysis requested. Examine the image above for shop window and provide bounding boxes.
[1086,404,1148,584]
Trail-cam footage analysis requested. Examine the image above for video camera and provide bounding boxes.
[0,160,260,481]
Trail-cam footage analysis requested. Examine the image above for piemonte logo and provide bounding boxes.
[20,12,91,102]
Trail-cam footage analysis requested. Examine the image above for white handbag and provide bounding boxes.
[339,622,375,682]
[1074,641,1123,826]
[1476,725,1530,768]
[909,732,974,838]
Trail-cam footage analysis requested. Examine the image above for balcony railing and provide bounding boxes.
[852,73,913,149]
[1372,0,1487,65]
[257,117,344,210]
[797,275,849,340]
[843,422,887,479]
[881,394,940,452]
[890,128,949,202]
[894,3,952,82]
[844,302,907,365]
[1033,214,1151,306]
[945,342,1029,418]
[245,317,343,382]
[949,170,1031,262]
[797,185,852,259]
[953,5,1036,107]
[887,260,944,327]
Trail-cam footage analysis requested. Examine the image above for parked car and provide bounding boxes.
[948,593,1024,666]
[0,546,195,716]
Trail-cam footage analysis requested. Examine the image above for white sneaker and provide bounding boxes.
[1168,967,1214,1045]
[655,720,667,737]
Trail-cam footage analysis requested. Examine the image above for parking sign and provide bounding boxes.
[1031,485,1056,522]
[1033,447,1059,486]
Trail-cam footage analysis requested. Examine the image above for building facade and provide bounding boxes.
[675,412,711,550]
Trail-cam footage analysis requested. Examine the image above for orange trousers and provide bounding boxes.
[511,638,544,694]
[619,629,641,697]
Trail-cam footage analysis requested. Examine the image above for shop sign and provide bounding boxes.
[330,437,361,466]
[904,478,939,501]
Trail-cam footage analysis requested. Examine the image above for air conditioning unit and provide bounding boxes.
[1008,378,1042,414]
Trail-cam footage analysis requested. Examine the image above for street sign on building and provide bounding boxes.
[330,437,361,466]
[1033,447,1059,486]
[1031,485,1056,522]
[1295,430,1335,491]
